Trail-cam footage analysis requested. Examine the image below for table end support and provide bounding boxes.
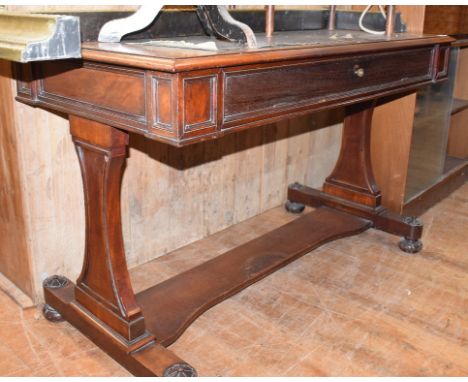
[287,101,424,253]
[42,277,197,377]
[68,116,154,348]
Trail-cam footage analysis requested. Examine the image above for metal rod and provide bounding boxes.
[385,5,395,36]
[265,5,275,37]
[328,5,337,31]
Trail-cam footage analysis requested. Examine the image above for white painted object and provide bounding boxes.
[98,5,163,43]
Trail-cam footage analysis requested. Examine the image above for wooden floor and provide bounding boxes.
[1,184,467,376]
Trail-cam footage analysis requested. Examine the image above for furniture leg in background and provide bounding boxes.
[286,101,424,253]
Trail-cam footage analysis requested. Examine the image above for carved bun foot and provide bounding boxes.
[42,275,70,322]
[163,363,198,377]
[398,238,423,254]
[285,200,305,214]
[43,304,64,322]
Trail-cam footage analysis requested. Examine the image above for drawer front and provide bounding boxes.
[223,47,434,126]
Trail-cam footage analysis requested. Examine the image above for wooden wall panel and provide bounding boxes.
[460,7,468,33]
[397,5,426,33]
[12,101,85,300]
[0,61,34,298]
[368,5,426,213]
[423,6,468,35]
[448,47,468,159]
[120,114,342,270]
[447,110,468,159]
[453,48,468,100]
[371,93,419,209]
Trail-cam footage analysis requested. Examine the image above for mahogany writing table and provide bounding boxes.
[15,30,452,376]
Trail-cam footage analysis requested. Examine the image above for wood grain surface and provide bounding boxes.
[447,110,468,159]
[424,6,468,35]
[447,47,468,159]
[453,47,468,100]
[137,208,370,346]
[0,184,466,376]
[369,5,428,213]
[0,60,33,297]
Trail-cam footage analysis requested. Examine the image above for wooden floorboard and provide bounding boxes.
[0,184,466,376]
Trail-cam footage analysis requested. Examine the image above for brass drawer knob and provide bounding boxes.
[353,65,365,78]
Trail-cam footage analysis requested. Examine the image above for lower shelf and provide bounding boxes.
[136,206,371,346]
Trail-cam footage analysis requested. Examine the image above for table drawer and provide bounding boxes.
[223,46,434,126]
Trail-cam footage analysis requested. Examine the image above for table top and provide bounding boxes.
[81,30,453,72]
[16,29,453,146]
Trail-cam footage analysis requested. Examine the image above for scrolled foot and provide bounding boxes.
[163,363,198,377]
[42,304,64,322]
[398,238,423,254]
[285,200,305,214]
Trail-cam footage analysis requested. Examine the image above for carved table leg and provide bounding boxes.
[69,116,153,348]
[287,101,423,253]
[323,102,381,208]
[42,116,196,376]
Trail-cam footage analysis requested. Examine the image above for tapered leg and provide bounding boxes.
[287,102,423,253]
[323,102,381,207]
[68,116,154,348]
[42,116,197,375]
